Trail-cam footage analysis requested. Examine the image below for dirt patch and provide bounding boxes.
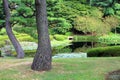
[105,69,120,80]
[0,61,32,70]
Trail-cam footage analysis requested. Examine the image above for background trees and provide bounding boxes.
[1,0,120,36]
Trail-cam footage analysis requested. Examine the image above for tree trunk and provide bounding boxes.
[3,0,24,58]
[31,0,52,71]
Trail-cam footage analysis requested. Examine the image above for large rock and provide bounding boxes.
[52,53,87,58]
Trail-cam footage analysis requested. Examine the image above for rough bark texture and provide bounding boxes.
[31,0,52,71]
[3,0,24,58]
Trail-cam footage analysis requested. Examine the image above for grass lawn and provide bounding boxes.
[0,57,120,80]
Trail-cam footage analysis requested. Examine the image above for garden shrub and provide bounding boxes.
[87,46,120,57]
[50,35,54,41]
[0,50,1,57]
[52,46,72,56]
[0,41,6,48]
[0,28,19,35]
[11,43,71,57]
[12,46,72,57]
[54,34,68,41]
[65,32,73,36]
[13,27,38,39]
[0,28,7,35]
[16,34,36,42]
[12,50,36,57]
[98,34,120,44]
[17,36,35,42]
[74,46,90,52]
[0,33,36,47]
[74,35,98,42]
[0,35,8,41]
[0,35,9,47]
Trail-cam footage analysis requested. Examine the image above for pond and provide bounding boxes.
[52,42,93,55]
[52,40,110,55]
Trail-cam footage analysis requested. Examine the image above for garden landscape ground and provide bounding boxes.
[0,0,120,80]
[0,57,120,80]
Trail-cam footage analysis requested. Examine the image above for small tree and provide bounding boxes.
[103,16,119,34]
[3,0,24,58]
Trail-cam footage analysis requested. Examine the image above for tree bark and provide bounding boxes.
[3,0,24,58]
[31,0,52,71]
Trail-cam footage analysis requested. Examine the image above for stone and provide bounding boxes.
[52,53,87,58]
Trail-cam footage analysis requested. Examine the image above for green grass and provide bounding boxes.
[0,57,120,80]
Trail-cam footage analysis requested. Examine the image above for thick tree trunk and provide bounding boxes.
[3,0,24,58]
[31,0,52,71]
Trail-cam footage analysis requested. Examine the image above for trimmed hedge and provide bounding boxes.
[87,46,120,57]
[12,46,71,57]
[54,34,68,41]
[50,35,54,41]
[16,34,36,42]
[0,41,6,48]
[12,50,36,57]
[0,33,36,47]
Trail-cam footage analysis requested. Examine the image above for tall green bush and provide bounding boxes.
[87,46,120,57]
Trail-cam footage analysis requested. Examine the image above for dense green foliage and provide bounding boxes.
[74,33,120,45]
[13,26,37,39]
[87,46,120,57]
[0,0,120,35]
[98,33,120,44]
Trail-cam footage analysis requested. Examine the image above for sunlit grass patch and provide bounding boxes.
[0,57,120,80]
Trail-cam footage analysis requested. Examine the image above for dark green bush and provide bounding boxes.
[74,46,91,52]
[54,34,68,41]
[0,50,1,57]
[87,46,120,57]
